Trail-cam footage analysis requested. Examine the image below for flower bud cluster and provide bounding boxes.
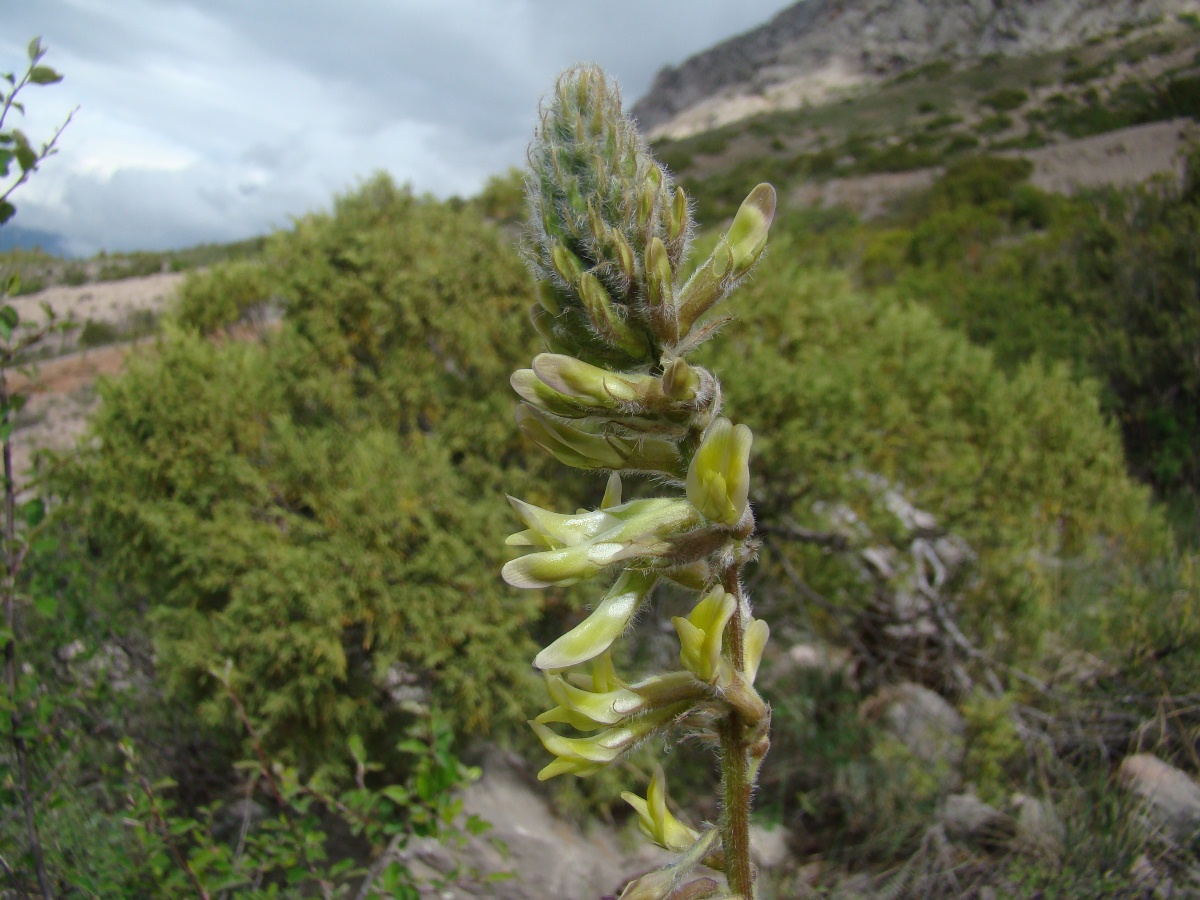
[505,65,775,898]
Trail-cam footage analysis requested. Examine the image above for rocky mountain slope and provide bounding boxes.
[633,0,1198,139]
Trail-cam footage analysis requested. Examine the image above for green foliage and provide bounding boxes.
[701,252,1165,657]
[174,258,273,334]
[96,250,167,281]
[961,690,1024,804]
[974,112,1013,134]
[77,317,122,349]
[981,87,1029,112]
[774,149,1200,498]
[59,175,565,765]
[473,168,525,224]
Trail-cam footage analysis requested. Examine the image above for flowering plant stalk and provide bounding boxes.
[502,66,775,899]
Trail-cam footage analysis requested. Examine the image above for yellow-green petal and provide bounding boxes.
[534,570,658,669]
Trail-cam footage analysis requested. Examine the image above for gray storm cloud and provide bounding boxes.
[4,0,795,255]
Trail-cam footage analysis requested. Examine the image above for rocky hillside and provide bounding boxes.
[633,0,1198,139]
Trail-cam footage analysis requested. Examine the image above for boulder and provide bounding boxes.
[749,822,792,870]
[1012,793,1064,859]
[864,683,966,775]
[938,791,1013,846]
[394,748,676,900]
[1119,754,1200,844]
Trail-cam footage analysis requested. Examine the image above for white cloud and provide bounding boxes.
[4,0,798,255]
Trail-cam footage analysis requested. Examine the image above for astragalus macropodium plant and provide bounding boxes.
[501,65,776,899]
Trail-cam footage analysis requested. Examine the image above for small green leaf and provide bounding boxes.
[465,814,491,836]
[15,144,37,173]
[27,37,43,61]
[33,595,57,618]
[22,498,44,527]
[0,202,15,226]
[0,150,10,178]
[381,785,410,806]
[28,67,62,86]
[347,733,366,765]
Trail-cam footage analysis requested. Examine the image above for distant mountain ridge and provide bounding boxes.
[632,0,1198,139]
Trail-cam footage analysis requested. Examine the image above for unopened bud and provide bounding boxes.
[685,417,753,525]
[612,230,636,283]
[579,272,649,358]
[645,237,673,310]
[516,405,623,471]
[552,243,586,286]
[726,183,776,276]
[587,199,606,245]
[533,352,639,405]
[668,187,689,243]
[510,369,587,419]
[661,357,699,402]
[673,586,735,684]
[536,280,564,315]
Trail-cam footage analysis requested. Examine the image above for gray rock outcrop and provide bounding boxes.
[632,0,1196,139]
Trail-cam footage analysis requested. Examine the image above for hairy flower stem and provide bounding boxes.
[719,563,766,898]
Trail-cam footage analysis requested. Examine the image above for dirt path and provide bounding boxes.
[7,271,183,479]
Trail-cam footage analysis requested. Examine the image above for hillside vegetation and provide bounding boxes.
[2,152,1195,893]
[653,13,1200,220]
[5,20,1200,898]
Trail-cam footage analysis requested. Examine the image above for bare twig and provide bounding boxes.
[353,833,406,900]
[219,675,335,900]
[130,767,211,900]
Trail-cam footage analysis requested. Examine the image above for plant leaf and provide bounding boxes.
[28,66,62,86]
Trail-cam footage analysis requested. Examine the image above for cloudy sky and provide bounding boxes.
[4,1,796,257]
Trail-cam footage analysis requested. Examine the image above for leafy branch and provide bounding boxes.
[0,37,75,227]
[0,36,72,900]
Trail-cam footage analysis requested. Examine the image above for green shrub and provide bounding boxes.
[173,259,273,334]
[943,132,981,154]
[473,167,525,224]
[77,317,121,349]
[924,113,963,132]
[981,87,1029,112]
[974,113,1013,134]
[61,176,574,765]
[700,254,1166,660]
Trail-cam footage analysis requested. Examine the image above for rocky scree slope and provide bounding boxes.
[633,0,1197,139]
